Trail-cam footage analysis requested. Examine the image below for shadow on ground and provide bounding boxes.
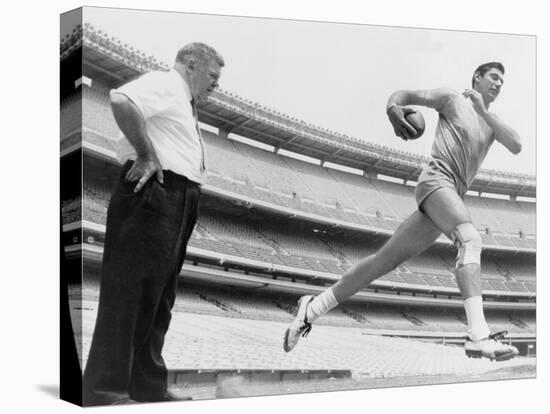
[36,384,59,399]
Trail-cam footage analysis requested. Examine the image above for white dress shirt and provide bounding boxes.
[113,69,206,184]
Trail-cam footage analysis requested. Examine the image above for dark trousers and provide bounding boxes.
[82,161,200,406]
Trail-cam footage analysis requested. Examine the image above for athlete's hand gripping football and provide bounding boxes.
[387,105,418,141]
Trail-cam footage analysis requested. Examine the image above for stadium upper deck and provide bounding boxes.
[61,23,536,199]
[73,122,535,251]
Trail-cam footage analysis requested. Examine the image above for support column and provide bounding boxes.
[218,128,230,139]
[364,168,378,180]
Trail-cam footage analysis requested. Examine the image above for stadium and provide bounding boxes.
[60,22,536,400]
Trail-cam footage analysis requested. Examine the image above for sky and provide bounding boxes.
[80,7,536,175]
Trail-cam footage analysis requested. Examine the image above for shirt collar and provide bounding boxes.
[170,68,193,103]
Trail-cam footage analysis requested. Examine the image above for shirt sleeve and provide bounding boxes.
[416,88,458,113]
[433,88,460,114]
[113,71,170,119]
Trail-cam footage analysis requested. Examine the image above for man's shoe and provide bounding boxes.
[464,331,519,361]
[133,389,192,403]
[83,391,134,406]
[157,389,193,402]
[283,295,314,352]
[111,397,138,405]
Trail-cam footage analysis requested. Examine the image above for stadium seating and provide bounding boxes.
[406,254,454,277]
[205,132,535,244]
[82,87,124,139]
[77,90,537,246]
[75,280,535,336]
[487,196,535,236]
[82,182,110,225]
[501,260,536,282]
[61,197,81,225]
[77,90,536,295]
[74,289,534,378]
[371,179,418,221]
[61,92,83,139]
[326,168,395,226]
[78,177,535,295]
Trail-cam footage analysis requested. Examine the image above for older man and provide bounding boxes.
[83,43,224,406]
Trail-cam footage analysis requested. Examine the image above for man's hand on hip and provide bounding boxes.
[125,154,164,193]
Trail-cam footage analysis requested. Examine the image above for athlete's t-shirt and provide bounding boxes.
[430,91,495,189]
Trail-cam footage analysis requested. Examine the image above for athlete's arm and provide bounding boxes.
[482,112,522,154]
[386,88,456,140]
[110,91,164,192]
[462,89,522,154]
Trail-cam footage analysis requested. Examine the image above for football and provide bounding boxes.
[404,110,425,139]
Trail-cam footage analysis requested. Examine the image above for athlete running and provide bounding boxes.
[283,62,521,361]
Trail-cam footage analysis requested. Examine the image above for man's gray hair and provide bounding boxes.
[175,42,225,67]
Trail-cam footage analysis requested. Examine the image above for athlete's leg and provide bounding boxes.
[420,187,518,359]
[420,188,489,340]
[283,210,442,352]
[420,188,518,359]
[330,210,441,302]
[420,188,482,300]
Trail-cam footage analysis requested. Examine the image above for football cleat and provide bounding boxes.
[464,331,519,361]
[283,295,314,352]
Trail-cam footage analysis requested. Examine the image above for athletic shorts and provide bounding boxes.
[415,159,468,212]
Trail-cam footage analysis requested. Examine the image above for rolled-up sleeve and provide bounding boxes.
[113,71,170,119]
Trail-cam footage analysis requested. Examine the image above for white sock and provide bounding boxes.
[464,296,490,341]
[306,288,339,323]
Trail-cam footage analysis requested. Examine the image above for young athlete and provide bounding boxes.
[283,62,521,361]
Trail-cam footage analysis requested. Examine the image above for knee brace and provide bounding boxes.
[450,222,482,268]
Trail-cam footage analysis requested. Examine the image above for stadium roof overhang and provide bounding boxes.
[198,96,425,176]
[198,94,536,199]
[82,44,143,89]
[62,23,536,199]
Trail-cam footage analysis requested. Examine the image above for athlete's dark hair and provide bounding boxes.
[471,62,505,88]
